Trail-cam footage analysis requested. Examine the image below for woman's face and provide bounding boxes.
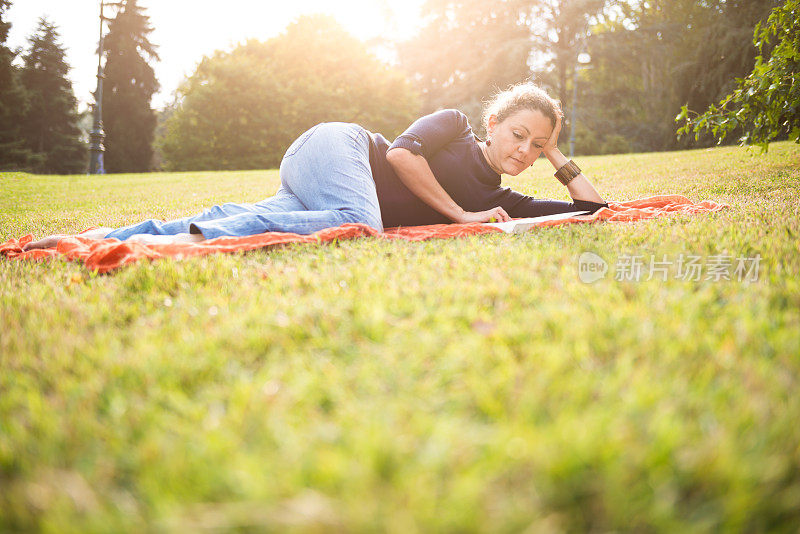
[486,108,553,175]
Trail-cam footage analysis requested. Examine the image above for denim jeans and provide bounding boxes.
[103,123,384,241]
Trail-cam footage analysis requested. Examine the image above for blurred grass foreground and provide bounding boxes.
[1,141,799,532]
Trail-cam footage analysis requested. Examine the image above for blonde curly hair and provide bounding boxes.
[482,82,562,133]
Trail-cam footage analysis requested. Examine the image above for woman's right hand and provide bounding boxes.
[456,206,512,224]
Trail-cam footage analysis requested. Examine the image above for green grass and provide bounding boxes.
[1,142,799,532]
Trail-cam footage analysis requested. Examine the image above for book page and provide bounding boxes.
[484,210,591,234]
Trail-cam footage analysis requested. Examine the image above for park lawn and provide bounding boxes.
[0,141,798,532]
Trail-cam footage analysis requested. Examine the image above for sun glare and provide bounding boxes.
[7,0,424,109]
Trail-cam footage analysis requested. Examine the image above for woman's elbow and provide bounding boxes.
[386,147,413,167]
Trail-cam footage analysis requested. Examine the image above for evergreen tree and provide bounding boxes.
[0,0,34,170]
[19,18,85,174]
[102,0,159,173]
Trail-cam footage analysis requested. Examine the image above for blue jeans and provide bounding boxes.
[103,123,385,240]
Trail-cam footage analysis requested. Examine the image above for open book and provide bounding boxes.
[484,210,591,234]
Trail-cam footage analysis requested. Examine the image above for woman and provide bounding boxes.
[23,82,607,251]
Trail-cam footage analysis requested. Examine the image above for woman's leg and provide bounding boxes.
[25,178,309,249]
[21,227,115,251]
[102,182,312,242]
[28,123,383,247]
[124,232,206,245]
[24,184,309,249]
[102,202,264,241]
[188,123,384,239]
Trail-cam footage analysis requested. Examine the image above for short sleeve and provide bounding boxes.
[388,109,472,159]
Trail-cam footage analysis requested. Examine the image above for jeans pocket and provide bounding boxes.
[283,123,323,158]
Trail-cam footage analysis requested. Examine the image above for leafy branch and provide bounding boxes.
[677,0,800,152]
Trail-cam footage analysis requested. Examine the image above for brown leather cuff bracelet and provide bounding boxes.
[554,160,581,186]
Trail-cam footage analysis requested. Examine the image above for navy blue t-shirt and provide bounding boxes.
[366,109,608,228]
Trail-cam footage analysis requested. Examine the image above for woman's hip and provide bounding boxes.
[278,122,381,228]
[282,122,370,162]
[279,123,373,189]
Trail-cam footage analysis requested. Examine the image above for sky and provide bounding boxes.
[6,0,426,110]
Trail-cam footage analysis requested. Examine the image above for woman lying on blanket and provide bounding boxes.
[23,82,607,251]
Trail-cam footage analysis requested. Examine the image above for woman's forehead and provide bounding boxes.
[502,109,552,138]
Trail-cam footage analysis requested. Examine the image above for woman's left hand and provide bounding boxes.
[543,110,564,154]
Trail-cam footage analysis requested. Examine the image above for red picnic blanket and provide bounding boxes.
[1,195,730,274]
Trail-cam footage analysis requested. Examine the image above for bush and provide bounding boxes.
[600,134,632,155]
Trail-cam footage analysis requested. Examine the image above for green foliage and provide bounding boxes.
[532,0,607,129]
[157,15,419,172]
[102,0,160,173]
[677,0,800,151]
[599,133,631,155]
[18,18,86,174]
[0,0,35,170]
[399,0,605,135]
[398,0,533,131]
[582,0,777,153]
[1,142,799,531]
[399,0,775,153]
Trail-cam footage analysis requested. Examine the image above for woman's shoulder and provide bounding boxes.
[415,108,474,136]
[424,108,470,122]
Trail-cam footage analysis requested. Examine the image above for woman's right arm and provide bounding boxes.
[386,147,511,223]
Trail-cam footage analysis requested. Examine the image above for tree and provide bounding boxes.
[677,0,799,150]
[531,0,608,126]
[398,0,606,135]
[397,0,532,130]
[102,0,159,173]
[158,15,419,171]
[580,0,777,153]
[0,0,34,170]
[19,18,85,174]
[580,0,702,152]
[673,0,780,119]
